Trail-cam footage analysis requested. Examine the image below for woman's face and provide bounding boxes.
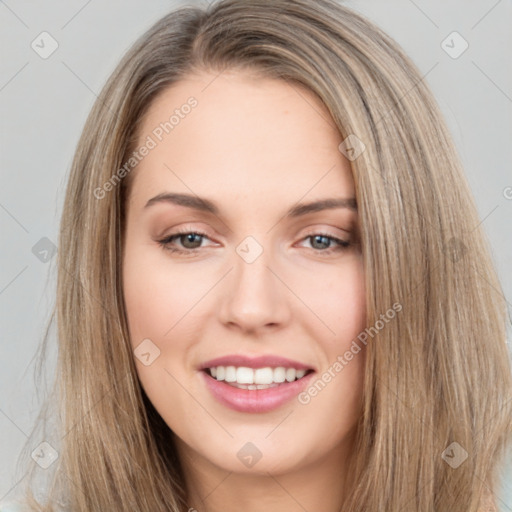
[122,70,366,477]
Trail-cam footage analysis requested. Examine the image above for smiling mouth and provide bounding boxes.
[203,366,315,390]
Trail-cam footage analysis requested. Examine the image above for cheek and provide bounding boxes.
[295,254,366,342]
[122,244,207,347]
[294,256,366,410]
[122,244,202,421]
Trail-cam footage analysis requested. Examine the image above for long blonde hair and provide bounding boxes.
[14,0,511,510]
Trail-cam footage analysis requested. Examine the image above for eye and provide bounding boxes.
[157,229,352,257]
[157,229,213,255]
[298,232,351,255]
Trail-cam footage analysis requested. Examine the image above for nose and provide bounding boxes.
[218,245,291,334]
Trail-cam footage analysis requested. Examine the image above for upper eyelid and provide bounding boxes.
[159,221,352,238]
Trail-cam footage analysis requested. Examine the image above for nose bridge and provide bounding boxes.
[218,235,289,331]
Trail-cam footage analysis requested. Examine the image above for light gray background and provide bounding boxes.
[1,0,511,508]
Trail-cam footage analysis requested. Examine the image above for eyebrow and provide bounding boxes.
[144,192,357,217]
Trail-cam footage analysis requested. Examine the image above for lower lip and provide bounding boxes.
[201,371,315,413]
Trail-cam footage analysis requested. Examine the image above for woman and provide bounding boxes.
[5,0,511,510]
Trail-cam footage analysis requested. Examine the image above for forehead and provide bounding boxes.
[128,70,354,211]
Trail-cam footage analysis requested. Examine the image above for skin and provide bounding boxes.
[122,70,367,512]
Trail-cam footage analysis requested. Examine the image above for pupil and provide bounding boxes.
[183,233,202,248]
[312,235,329,249]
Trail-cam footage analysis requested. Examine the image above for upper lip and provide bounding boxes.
[199,354,315,371]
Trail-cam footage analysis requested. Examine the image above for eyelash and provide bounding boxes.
[157,228,351,256]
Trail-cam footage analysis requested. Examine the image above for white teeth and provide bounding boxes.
[295,369,306,379]
[273,367,286,383]
[285,368,296,382]
[254,367,273,384]
[236,367,254,384]
[207,365,309,385]
[225,366,236,382]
